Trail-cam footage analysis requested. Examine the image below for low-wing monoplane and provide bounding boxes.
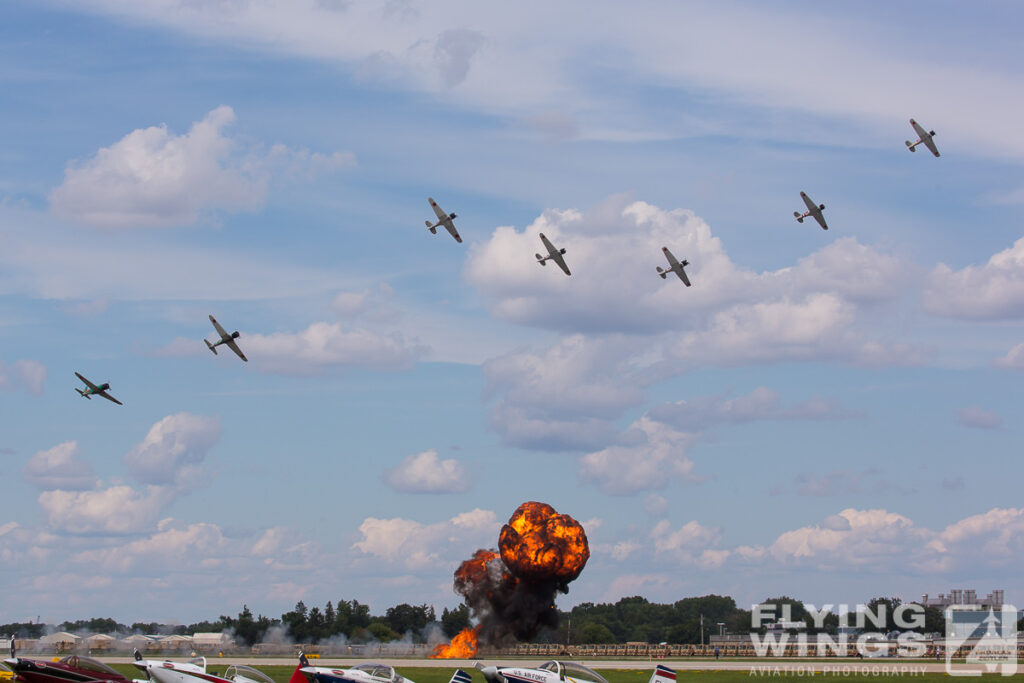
[794,191,828,230]
[74,372,123,405]
[288,654,448,683]
[205,315,247,362]
[426,197,462,243]
[476,662,673,683]
[656,247,691,286]
[905,118,939,157]
[535,232,570,275]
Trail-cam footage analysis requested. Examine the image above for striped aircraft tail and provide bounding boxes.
[449,671,473,683]
[649,665,677,683]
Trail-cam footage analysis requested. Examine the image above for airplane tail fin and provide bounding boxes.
[648,665,677,683]
[425,221,438,234]
[205,339,218,355]
[75,388,90,399]
[536,254,546,265]
[905,140,915,151]
[287,654,310,683]
[793,211,801,218]
[657,266,667,279]
[448,671,473,683]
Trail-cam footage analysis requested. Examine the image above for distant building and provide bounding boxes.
[39,632,80,652]
[192,632,234,653]
[920,589,1005,609]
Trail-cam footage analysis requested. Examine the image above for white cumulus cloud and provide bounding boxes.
[352,508,498,570]
[122,413,222,486]
[383,449,471,493]
[22,441,98,491]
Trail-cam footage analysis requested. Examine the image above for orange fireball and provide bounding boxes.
[430,626,479,659]
[499,501,590,583]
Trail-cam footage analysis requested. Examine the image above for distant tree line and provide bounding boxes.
[0,594,946,646]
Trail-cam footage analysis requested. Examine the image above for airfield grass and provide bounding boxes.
[102,664,1024,683]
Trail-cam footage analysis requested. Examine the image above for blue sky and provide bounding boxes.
[2,0,1024,626]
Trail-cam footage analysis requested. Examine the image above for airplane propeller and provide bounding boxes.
[475,663,506,683]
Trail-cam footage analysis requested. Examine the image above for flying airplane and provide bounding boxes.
[205,315,247,362]
[905,118,940,157]
[656,247,691,286]
[425,197,462,243]
[535,232,570,275]
[794,191,828,230]
[74,372,123,405]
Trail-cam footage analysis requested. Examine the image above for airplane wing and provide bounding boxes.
[551,252,571,276]
[910,119,927,139]
[96,390,123,406]
[74,372,99,391]
[225,338,248,362]
[662,247,679,268]
[539,233,557,255]
[801,193,816,212]
[922,136,940,157]
[428,197,447,221]
[209,314,229,340]
[443,220,463,243]
[814,213,828,230]
[677,267,691,287]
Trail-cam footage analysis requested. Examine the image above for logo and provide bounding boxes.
[945,606,1018,676]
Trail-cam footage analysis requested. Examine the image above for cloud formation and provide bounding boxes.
[49,106,354,229]
[0,359,46,395]
[925,238,1024,320]
[352,508,498,570]
[122,413,223,486]
[383,449,471,493]
[22,441,98,491]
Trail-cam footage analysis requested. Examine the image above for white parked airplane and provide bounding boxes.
[535,232,570,275]
[656,246,691,286]
[476,661,608,683]
[794,191,828,230]
[905,118,939,157]
[287,654,465,683]
[74,372,123,405]
[426,197,462,243]
[205,315,247,362]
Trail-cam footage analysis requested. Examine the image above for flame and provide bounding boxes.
[498,501,590,583]
[454,549,517,596]
[430,626,479,659]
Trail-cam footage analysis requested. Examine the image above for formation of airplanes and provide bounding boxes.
[71,119,939,406]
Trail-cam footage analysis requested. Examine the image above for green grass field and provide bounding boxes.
[100,664,1024,683]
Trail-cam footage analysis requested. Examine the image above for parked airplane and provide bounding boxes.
[288,653,444,683]
[6,644,130,683]
[476,662,674,683]
[205,314,248,362]
[535,232,570,275]
[74,372,123,405]
[657,247,691,286]
[905,118,939,157]
[475,661,610,683]
[794,191,828,230]
[426,197,462,243]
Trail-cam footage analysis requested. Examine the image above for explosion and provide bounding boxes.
[430,626,479,659]
[431,501,590,657]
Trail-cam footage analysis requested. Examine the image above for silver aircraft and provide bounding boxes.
[905,118,939,157]
[205,315,248,362]
[794,191,828,230]
[74,372,123,405]
[535,232,570,275]
[425,197,462,243]
[656,246,691,286]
